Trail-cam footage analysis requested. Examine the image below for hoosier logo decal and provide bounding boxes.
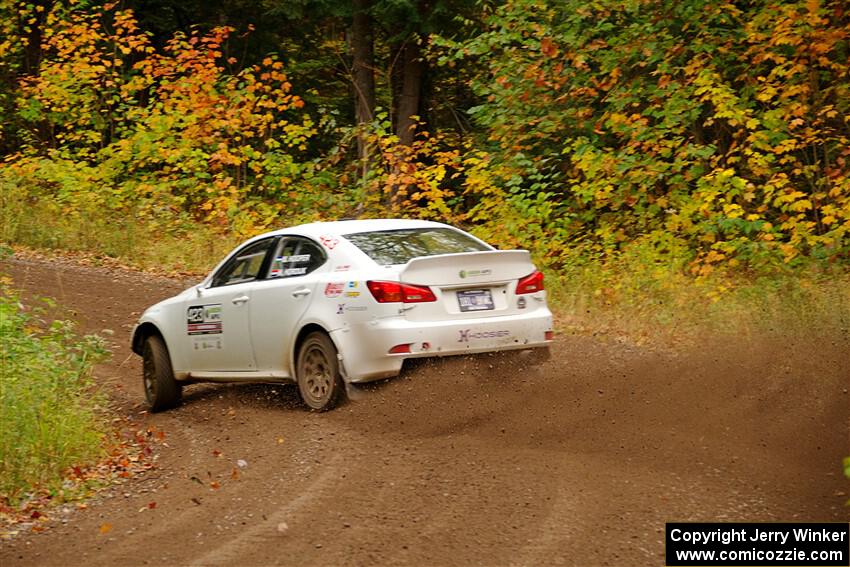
[458,329,510,342]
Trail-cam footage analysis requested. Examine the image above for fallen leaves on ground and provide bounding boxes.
[0,420,167,538]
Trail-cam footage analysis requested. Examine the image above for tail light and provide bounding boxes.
[367,281,437,303]
[516,270,544,294]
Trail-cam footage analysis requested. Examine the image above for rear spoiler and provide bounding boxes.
[399,250,534,286]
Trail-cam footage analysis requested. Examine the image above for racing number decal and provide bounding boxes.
[187,304,223,335]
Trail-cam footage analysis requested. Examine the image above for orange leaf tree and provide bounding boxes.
[10,2,320,234]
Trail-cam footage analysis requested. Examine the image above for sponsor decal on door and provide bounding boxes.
[324,282,345,297]
[187,304,223,335]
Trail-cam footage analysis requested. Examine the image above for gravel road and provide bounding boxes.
[1,256,847,566]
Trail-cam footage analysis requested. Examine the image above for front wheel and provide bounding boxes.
[296,332,345,411]
[142,335,182,412]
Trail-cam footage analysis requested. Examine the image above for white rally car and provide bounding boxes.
[131,219,553,411]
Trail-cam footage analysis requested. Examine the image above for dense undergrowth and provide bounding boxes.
[1,1,847,273]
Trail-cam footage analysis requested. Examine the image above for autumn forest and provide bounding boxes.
[1,0,849,303]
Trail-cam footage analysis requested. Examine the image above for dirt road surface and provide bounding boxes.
[1,256,848,566]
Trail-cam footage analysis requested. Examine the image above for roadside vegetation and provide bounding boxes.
[0,280,108,503]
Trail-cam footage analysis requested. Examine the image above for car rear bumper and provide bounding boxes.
[331,308,553,382]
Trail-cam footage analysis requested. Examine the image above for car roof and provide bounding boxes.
[202,219,485,282]
[268,219,452,239]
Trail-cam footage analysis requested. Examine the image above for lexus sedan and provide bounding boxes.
[131,219,553,411]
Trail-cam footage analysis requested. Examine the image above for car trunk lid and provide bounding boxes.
[397,251,539,321]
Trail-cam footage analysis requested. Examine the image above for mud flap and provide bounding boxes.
[338,352,366,401]
[335,351,353,383]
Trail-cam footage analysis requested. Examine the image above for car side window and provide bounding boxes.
[211,238,277,287]
[267,237,326,279]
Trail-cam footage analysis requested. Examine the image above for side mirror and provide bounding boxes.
[195,284,204,297]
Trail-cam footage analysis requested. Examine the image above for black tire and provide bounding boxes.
[142,335,182,412]
[296,332,345,411]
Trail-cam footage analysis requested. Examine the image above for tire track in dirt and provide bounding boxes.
[513,487,580,567]
[190,446,346,567]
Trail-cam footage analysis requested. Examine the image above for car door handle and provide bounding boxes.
[232,295,250,305]
[291,288,311,297]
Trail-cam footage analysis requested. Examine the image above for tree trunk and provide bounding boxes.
[350,0,375,179]
[394,39,424,147]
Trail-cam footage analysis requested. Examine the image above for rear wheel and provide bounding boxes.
[296,332,344,411]
[142,335,182,412]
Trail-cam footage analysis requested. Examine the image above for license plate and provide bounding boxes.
[457,289,494,312]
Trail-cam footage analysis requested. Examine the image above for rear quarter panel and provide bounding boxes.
[294,240,404,378]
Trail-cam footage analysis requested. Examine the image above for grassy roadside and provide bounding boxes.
[0,195,241,277]
[0,281,108,503]
[0,271,164,528]
[547,262,850,348]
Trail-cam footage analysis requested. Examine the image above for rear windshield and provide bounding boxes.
[344,228,490,265]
